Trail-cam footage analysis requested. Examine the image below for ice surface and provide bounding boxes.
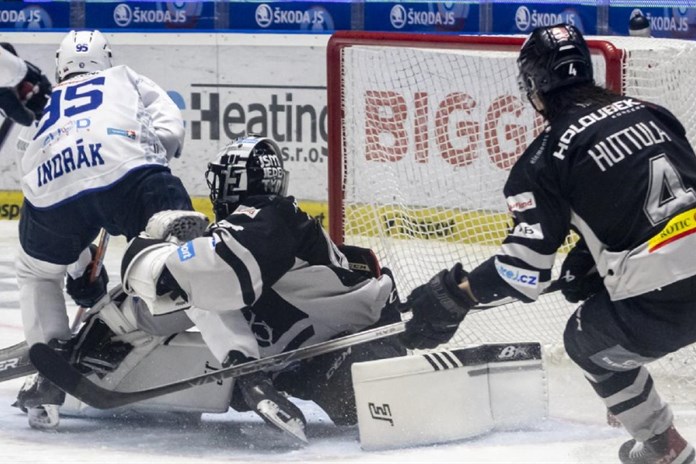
[0,221,692,463]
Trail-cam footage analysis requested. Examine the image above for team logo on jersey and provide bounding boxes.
[495,261,539,288]
[107,128,136,140]
[177,241,196,262]
[232,205,260,219]
[506,192,536,212]
[510,222,544,240]
[648,207,696,253]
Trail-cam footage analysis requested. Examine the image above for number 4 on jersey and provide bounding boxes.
[644,154,696,225]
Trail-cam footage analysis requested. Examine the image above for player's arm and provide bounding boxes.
[149,197,300,313]
[130,68,185,159]
[0,43,51,126]
[400,146,570,350]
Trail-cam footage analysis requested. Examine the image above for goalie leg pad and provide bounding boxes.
[351,342,547,450]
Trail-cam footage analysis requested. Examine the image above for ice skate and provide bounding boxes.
[14,373,65,430]
[235,371,308,445]
[619,425,695,464]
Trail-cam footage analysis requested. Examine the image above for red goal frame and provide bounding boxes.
[326,31,624,244]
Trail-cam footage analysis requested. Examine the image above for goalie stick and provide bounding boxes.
[29,320,408,409]
[29,281,566,410]
[27,279,563,410]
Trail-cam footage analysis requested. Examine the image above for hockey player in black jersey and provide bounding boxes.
[399,24,696,464]
[119,136,403,444]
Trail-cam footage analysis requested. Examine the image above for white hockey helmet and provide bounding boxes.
[55,30,113,83]
[121,236,190,316]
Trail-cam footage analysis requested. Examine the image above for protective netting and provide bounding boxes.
[330,34,696,405]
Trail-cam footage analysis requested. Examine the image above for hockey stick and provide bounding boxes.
[29,320,406,409]
[0,118,14,152]
[70,230,111,333]
[29,282,565,409]
[0,341,33,382]
[27,281,563,410]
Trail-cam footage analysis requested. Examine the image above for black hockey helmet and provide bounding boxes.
[517,24,593,112]
[205,135,289,221]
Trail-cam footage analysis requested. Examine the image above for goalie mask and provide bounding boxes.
[206,136,289,221]
[56,30,113,83]
[517,23,593,113]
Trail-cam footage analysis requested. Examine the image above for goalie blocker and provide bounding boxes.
[352,342,547,450]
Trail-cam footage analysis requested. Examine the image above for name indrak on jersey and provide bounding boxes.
[36,140,105,187]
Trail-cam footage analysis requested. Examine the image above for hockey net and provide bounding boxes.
[327,31,696,406]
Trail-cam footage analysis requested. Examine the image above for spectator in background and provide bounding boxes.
[629,11,652,38]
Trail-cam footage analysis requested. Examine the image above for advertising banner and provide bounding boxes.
[609,6,696,39]
[363,2,480,33]
[0,2,70,30]
[490,3,597,35]
[229,1,352,32]
[84,2,216,31]
[0,33,331,205]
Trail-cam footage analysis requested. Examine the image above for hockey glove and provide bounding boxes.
[19,61,51,121]
[66,244,109,308]
[0,43,51,125]
[399,263,476,350]
[559,240,604,303]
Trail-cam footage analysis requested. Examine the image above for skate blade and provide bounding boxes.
[28,405,60,430]
[257,399,308,444]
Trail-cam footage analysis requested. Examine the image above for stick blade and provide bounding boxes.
[28,343,119,409]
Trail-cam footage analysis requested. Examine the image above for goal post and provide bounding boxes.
[326,30,696,404]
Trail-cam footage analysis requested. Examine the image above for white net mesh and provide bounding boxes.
[330,34,696,406]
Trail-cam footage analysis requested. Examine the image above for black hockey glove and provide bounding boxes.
[66,244,109,308]
[0,43,51,125]
[559,240,604,303]
[399,263,476,350]
[20,61,52,121]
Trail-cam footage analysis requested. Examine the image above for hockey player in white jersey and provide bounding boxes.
[399,24,696,464]
[14,30,194,429]
[0,42,51,126]
[119,135,403,443]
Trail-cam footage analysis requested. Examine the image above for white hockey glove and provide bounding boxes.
[145,210,209,244]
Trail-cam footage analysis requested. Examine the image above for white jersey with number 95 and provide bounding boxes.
[19,64,184,209]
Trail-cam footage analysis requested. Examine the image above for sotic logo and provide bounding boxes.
[114,4,132,27]
[390,5,407,29]
[515,6,532,31]
[256,4,273,28]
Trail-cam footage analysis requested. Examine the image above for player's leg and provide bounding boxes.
[563,284,696,464]
[98,167,194,240]
[15,201,100,428]
[186,306,308,443]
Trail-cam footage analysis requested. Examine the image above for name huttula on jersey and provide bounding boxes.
[490,96,696,302]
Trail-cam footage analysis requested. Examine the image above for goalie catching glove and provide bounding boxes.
[399,263,476,350]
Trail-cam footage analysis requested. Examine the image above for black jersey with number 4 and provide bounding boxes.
[468,96,696,303]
